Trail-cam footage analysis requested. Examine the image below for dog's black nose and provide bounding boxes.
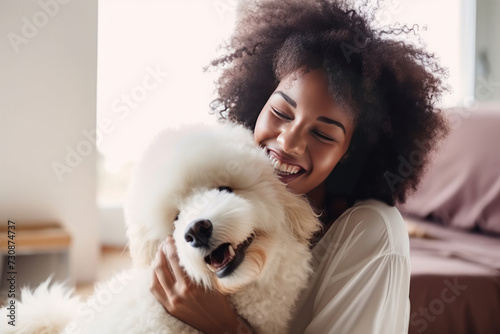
[184,219,212,248]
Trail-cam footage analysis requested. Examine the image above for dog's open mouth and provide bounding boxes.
[204,233,256,278]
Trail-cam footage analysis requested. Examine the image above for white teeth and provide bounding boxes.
[268,155,301,174]
[228,244,235,257]
[206,264,216,272]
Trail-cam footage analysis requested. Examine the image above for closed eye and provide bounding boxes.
[271,107,292,121]
[313,130,336,143]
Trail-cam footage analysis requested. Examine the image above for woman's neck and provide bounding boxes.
[307,184,351,244]
[306,184,326,212]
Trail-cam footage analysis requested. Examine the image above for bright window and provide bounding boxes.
[97,0,237,205]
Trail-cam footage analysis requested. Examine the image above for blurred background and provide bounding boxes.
[0,0,499,300]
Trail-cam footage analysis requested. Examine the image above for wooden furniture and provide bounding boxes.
[0,222,71,300]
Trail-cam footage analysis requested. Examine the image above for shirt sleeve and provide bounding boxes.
[291,201,411,334]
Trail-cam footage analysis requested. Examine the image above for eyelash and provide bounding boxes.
[271,107,292,120]
[313,131,336,142]
[271,107,336,143]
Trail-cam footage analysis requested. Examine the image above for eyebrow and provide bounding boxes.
[273,90,346,135]
[273,91,297,108]
[317,116,346,135]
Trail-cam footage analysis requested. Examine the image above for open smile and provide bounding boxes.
[267,150,306,182]
[204,233,256,278]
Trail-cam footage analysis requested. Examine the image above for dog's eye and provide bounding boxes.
[174,213,179,222]
[218,186,233,193]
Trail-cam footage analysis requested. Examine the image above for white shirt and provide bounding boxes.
[290,199,410,334]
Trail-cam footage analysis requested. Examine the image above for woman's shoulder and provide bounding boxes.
[322,199,409,258]
[348,199,405,226]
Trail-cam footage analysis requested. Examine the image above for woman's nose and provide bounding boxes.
[277,126,306,155]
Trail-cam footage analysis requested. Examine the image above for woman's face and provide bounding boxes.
[254,69,354,196]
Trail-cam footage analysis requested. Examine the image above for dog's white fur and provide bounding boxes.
[1,123,321,334]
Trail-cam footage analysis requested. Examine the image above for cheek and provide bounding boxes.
[312,148,342,178]
[254,111,273,145]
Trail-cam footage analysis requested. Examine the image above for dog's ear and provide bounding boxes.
[126,224,162,267]
[281,188,322,244]
[125,203,178,267]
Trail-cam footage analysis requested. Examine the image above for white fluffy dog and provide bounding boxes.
[1,123,321,334]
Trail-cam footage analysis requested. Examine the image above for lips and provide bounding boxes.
[204,233,255,278]
[267,149,306,181]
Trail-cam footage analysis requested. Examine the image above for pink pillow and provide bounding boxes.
[399,103,500,236]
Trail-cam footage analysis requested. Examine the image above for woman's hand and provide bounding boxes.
[150,235,254,334]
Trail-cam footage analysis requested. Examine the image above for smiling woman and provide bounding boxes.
[254,69,354,197]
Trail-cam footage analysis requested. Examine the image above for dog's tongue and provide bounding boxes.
[210,244,230,268]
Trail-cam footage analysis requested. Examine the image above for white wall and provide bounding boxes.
[96,0,233,173]
[0,0,99,283]
[368,0,475,108]
[476,0,500,101]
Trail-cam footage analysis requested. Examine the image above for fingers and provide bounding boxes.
[150,235,196,311]
[150,268,169,307]
[151,240,175,298]
[163,235,188,282]
[151,236,188,297]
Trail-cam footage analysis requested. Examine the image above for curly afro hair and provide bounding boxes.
[209,0,449,207]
